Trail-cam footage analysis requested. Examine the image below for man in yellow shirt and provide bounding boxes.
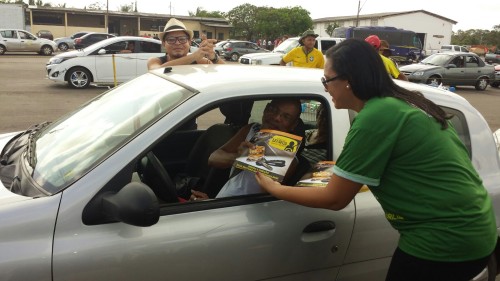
[280,30,325,69]
[365,35,408,81]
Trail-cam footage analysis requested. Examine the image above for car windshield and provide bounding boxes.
[273,38,299,54]
[421,54,453,66]
[31,74,194,193]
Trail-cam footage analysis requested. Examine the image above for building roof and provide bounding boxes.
[313,9,457,25]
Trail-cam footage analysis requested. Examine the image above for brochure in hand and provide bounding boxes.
[232,129,303,182]
[295,161,335,187]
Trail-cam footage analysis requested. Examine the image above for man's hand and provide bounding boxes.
[190,190,209,201]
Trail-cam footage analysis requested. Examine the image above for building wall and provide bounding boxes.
[0,4,25,29]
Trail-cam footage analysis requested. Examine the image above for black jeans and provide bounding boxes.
[385,247,490,281]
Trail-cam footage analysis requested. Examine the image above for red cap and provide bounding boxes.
[365,35,381,49]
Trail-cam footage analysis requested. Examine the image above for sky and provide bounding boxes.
[45,0,499,32]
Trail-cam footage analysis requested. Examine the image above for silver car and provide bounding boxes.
[0,29,57,55]
[53,31,90,51]
[0,65,499,281]
[399,52,494,90]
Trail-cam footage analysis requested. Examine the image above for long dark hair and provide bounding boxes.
[325,39,451,129]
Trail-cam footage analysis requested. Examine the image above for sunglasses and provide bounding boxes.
[164,36,189,45]
[321,75,341,88]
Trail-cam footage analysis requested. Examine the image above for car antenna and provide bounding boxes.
[163,67,172,74]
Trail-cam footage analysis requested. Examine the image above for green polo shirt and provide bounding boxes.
[333,97,497,261]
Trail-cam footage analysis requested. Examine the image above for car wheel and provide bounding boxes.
[230,53,239,62]
[426,76,441,86]
[491,82,499,88]
[475,78,489,91]
[67,67,91,89]
[0,44,5,55]
[470,254,496,281]
[58,43,69,52]
[40,45,53,56]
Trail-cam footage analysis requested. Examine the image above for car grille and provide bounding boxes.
[240,58,250,64]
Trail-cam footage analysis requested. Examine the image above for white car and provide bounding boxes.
[0,65,499,281]
[46,36,163,88]
[0,29,57,55]
[239,37,344,65]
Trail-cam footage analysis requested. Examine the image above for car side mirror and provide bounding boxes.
[98,49,106,55]
[82,182,160,227]
[447,64,457,69]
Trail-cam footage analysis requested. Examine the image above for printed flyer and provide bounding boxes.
[295,161,335,187]
[233,129,303,182]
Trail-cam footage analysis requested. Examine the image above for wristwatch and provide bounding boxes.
[210,53,219,64]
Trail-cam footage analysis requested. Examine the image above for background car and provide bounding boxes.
[485,49,500,64]
[440,44,469,52]
[214,39,236,55]
[0,29,57,55]
[491,64,500,88]
[46,36,163,88]
[74,32,115,49]
[0,65,498,281]
[54,31,90,51]
[36,30,54,41]
[221,40,269,61]
[399,52,495,90]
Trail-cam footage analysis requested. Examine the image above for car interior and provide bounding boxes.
[132,96,331,206]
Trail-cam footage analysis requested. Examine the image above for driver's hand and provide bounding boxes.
[190,190,209,201]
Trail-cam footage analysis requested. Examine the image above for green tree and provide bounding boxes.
[188,6,225,18]
[119,3,133,12]
[226,3,259,40]
[87,1,103,10]
[325,22,340,37]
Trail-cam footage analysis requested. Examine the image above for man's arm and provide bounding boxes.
[208,124,252,169]
[279,59,286,66]
[397,73,408,81]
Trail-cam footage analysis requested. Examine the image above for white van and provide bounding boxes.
[239,37,344,65]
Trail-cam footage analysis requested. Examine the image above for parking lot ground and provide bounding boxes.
[0,53,499,134]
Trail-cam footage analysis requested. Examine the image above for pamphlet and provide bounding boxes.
[295,161,336,187]
[232,129,303,182]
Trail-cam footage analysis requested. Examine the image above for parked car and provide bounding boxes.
[1,65,499,281]
[399,52,495,90]
[214,39,236,55]
[239,37,344,65]
[221,40,269,61]
[74,32,115,49]
[46,36,163,88]
[36,30,54,41]
[491,64,500,88]
[485,49,500,64]
[440,44,469,52]
[0,29,57,55]
[54,31,90,51]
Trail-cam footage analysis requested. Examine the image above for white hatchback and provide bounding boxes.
[46,36,163,88]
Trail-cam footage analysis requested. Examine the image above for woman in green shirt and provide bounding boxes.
[256,38,497,281]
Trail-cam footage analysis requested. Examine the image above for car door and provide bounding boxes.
[443,55,466,86]
[18,30,39,52]
[463,55,482,85]
[51,95,356,281]
[135,40,163,76]
[94,40,137,83]
[0,30,21,51]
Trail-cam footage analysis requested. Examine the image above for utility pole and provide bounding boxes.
[105,0,108,33]
[169,2,172,15]
[355,0,360,27]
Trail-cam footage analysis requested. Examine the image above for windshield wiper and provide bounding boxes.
[26,122,51,168]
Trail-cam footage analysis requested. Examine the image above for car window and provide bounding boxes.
[0,30,15,38]
[139,41,161,53]
[465,55,479,67]
[442,107,471,158]
[19,31,35,40]
[105,41,127,53]
[320,40,338,54]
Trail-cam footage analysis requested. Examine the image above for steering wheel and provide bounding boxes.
[137,151,179,203]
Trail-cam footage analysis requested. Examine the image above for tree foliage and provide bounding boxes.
[119,3,133,12]
[87,2,103,10]
[325,22,340,37]
[226,4,312,41]
[452,27,500,49]
[188,6,225,18]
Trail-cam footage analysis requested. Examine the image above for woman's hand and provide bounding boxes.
[255,172,282,195]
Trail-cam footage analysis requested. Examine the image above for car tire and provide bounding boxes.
[491,82,499,88]
[67,67,91,89]
[475,77,489,91]
[470,253,497,281]
[40,45,53,56]
[230,53,239,62]
[426,76,441,86]
[0,44,5,55]
[58,43,69,52]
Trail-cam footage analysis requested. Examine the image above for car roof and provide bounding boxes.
[81,32,116,38]
[83,36,161,50]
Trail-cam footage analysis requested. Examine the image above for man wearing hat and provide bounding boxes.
[365,35,408,81]
[279,30,325,69]
[147,18,224,70]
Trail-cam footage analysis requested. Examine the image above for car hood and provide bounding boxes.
[0,131,32,204]
[240,51,283,59]
[400,63,441,72]
[53,49,82,58]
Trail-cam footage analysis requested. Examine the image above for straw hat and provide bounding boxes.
[159,18,194,41]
